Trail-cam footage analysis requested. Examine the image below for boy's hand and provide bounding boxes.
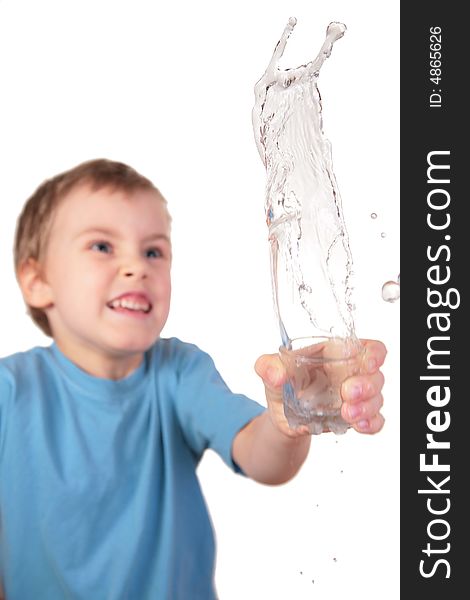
[254,339,387,437]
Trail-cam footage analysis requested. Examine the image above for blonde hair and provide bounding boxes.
[14,158,167,337]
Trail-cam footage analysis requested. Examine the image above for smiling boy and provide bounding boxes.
[20,173,172,379]
[0,159,386,599]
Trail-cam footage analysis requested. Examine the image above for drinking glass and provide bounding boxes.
[279,336,364,434]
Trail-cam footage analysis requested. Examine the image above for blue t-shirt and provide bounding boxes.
[0,338,265,600]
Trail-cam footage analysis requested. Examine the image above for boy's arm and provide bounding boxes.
[232,410,312,485]
[232,339,386,485]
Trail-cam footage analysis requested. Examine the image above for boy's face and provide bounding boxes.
[38,183,172,378]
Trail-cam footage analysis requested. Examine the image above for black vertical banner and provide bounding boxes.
[401,3,467,597]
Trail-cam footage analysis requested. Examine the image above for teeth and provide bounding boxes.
[109,298,151,312]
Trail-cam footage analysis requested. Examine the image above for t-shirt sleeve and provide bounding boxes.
[173,344,265,472]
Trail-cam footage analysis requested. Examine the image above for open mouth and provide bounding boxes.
[107,297,152,314]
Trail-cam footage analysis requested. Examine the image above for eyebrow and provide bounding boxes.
[75,227,171,244]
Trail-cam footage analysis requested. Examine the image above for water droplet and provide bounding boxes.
[380,232,386,238]
[382,281,400,303]
[370,212,377,219]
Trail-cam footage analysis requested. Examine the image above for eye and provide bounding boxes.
[91,241,112,254]
[146,247,163,259]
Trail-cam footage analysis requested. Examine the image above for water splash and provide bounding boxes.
[253,19,355,345]
[382,279,400,303]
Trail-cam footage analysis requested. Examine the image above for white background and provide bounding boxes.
[0,1,400,599]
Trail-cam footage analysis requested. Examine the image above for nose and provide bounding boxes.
[119,254,148,279]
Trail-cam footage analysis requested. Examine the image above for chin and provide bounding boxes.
[108,334,160,355]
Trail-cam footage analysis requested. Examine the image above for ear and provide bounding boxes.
[17,258,54,309]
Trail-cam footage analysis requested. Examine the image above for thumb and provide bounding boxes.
[254,354,287,390]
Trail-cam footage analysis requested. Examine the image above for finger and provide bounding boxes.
[359,339,387,374]
[350,412,385,435]
[341,392,384,423]
[341,371,385,404]
[254,354,288,390]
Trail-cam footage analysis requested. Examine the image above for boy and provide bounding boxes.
[0,159,386,599]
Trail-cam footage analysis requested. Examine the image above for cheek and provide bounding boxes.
[55,261,110,302]
[161,272,172,297]
[154,271,171,312]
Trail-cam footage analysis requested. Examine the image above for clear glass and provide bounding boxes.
[279,336,364,435]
